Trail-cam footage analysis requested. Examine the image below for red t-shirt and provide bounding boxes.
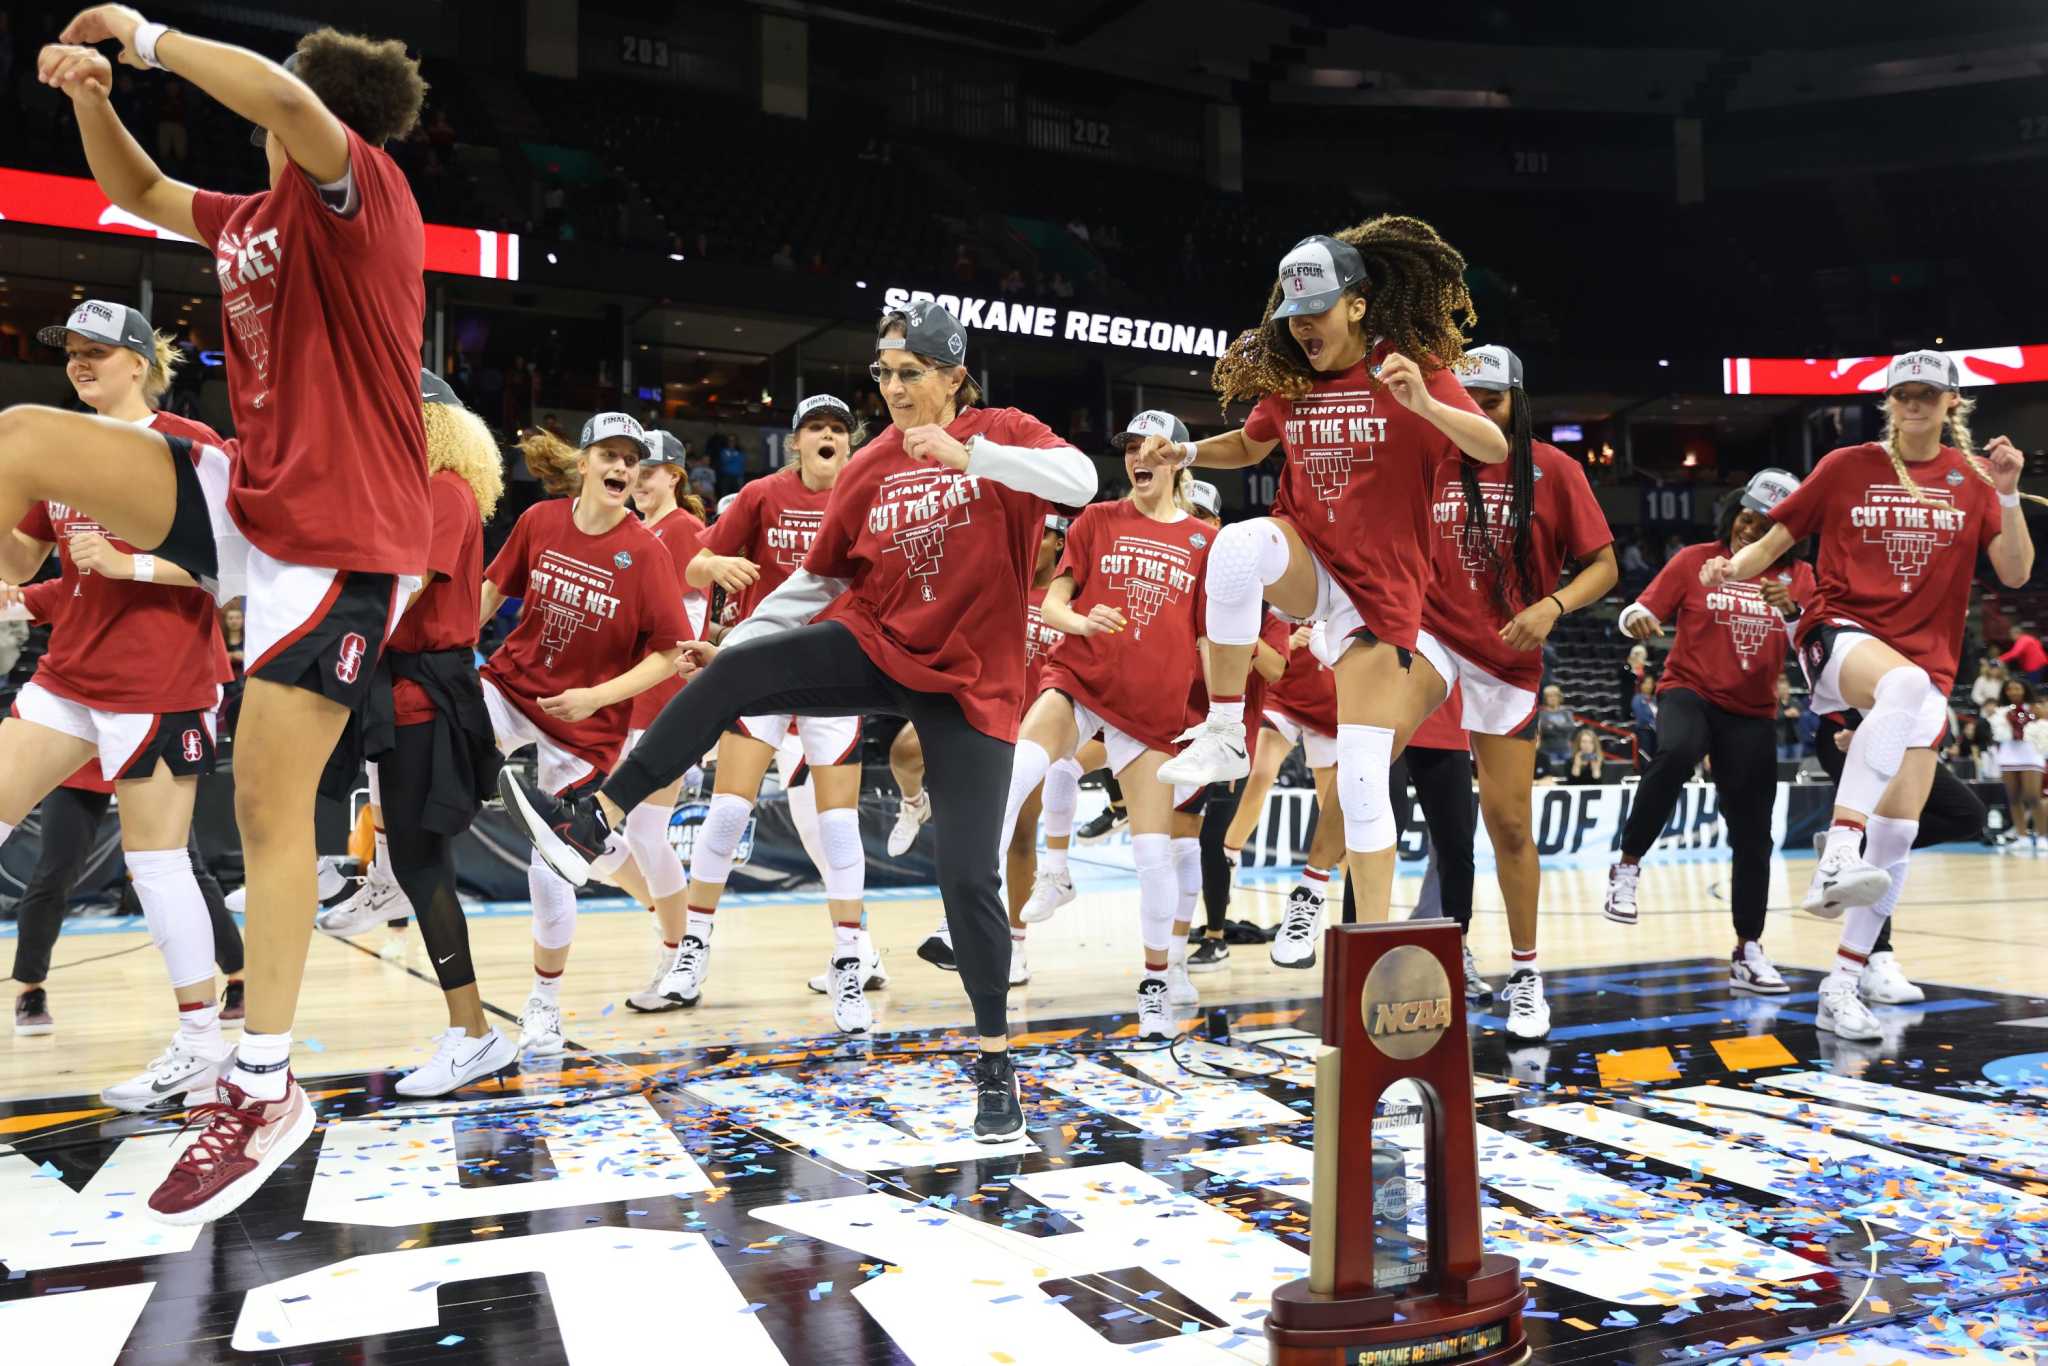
[1636,541,1816,719]
[696,469,831,624]
[2002,633,2048,674]
[1040,501,1212,755]
[190,128,430,575]
[630,506,707,729]
[1248,345,1485,652]
[1409,683,1469,752]
[482,499,693,770]
[1023,584,1063,700]
[1421,441,1613,689]
[388,469,484,727]
[809,407,1074,742]
[13,411,230,713]
[1769,443,2002,696]
[1266,624,1338,735]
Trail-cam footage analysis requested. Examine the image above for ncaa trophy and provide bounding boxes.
[1265,920,1528,1365]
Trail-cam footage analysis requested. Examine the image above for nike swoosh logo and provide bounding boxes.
[152,1072,199,1093]
[437,953,456,964]
[245,1096,299,1158]
[458,1041,495,1068]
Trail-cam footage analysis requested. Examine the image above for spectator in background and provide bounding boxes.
[687,448,716,504]
[1973,655,2008,709]
[1622,538,1651,576]
[502,356,532,430]
[770,241,795,271]
[1065,219,1090,243]
[1535,683,1575,773]
[953,242,976,284]
[807,249,828,275]
[1564,728,1606,784]
[2000,625,2047,686]
[1775,677,1808,761]
[1632,672,1660,759]
[167,327,204,418]
[541,413,567,442]
[154,77,187,168]
[1050,271,1075,299]
[1619,641,1651,716]
[999,267,1026,295]
[715,435,747,495]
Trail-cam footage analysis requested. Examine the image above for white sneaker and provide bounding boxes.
[1503,969,1551,1040]
[1816,970,1883,1041]
[808,939,890,993]
[828,956,873,1034]
[1166,957,1199,1008]
[101,1034,230,1113]
[378,924,413,963]
[1462,942,1493,1002]
[1018,868,1076,924]
[1729,939,1789,994]
[315,873,410,936]
[627,942,679,1013]
[1270,887,1323,968]
[1136,976,1174,1042]
[1858,950,1925,1005]
[886,789,931,857]
[1602,862,1640,926]
[518,992,564,1054]
[654,935,709,1008]
[1008,939,1030,987]
[1802,844,1890,918]
[1156,718,1251,786]
[396,1027,518,1097]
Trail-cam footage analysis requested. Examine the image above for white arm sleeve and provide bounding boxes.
[1616,603,1659,636]
[966,436,1098,506]
[722,569,848,650]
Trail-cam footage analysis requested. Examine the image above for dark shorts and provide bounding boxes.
[119,707,221,780]
[247,567,406,712]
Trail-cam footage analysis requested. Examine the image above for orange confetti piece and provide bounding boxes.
[1711,1035,1797,1072]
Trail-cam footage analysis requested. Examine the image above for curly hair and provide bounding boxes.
[518,428,582,498]
[423,402,504,522]
[1212,215,1477,408]
[292,29,427,146]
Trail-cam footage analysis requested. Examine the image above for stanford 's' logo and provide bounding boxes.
[335,633,367,684]
[181,729,206,763]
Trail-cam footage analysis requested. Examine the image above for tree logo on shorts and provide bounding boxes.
[335,633,368,685]
[181,730,205,763]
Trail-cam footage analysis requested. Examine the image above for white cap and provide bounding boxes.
[716,492,740,517]
[1885,350,1959,393]
[1186,479,1221,518]
[1113,408,1189,451]
[1740,468,1800,514]
[579,411,651,456]
[1459,344,1523,392]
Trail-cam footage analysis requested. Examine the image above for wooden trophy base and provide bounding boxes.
[1265,1254,1529,1366]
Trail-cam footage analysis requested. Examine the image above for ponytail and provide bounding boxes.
[1456,384,1538,618]
[518,428,582,498]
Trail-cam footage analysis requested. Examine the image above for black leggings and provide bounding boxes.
[381,722,475,993]
[1619,688,1777,941]
[12,786,244,984]
[608,622,1014,1038]
[1339,745,1476,930]
[1814,714,1985,955]
[1200,779,1244,931]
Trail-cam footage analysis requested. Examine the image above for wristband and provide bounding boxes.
[2000,490,2022,508]
[132,554,156,583]
[133,21,176,70]
[1178,440,1199,469]
[1547,592,1567,617]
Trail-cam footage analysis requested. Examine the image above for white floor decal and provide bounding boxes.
[0,1136,200,1271]
[0,1282,154,1361]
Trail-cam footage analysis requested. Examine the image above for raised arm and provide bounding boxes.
[58,5,351,182]
[1138,428,1279,473]
[38,41,198,241]
[1982,437,2037,589]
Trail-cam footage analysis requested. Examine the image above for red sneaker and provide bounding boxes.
[147,1075,314,1226]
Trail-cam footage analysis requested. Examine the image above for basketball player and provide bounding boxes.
[499,302,1096,1142]
[1147,223,1509,946]
[0,300,233,1110]
[1700,350,2036,1040]
[998,409,1214,1039]
[662,395,882,1031]
[1608,471,1817,994]
[480,414,693,1054]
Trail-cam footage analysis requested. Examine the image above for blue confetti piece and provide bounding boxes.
[740,1302,766,1314]
[276,1231,300,1241]
[437,1334,465,1347]
[35,1161,63,1179]
[302,1038,326,1053]
[258,1331,279,1344]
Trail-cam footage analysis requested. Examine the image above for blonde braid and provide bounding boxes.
[1881,394,2048,509]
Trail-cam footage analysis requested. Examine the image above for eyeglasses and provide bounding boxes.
[870,362,934,386]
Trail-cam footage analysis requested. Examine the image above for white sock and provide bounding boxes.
[686,907,716,941]
[532,971,561,1001]
[833,921,861,956]
[1169,933,1189,970]
[1823,821,1866,861]
[177,1000,222,1056]
[229,1029,291,1100]
[1044,845,1069,876]
[1208,698,1245,726]
[373,830,393,885]
[1511,948,1539,975]
[1296,865,1332,901]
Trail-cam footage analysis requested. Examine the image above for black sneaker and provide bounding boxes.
[498,769,624,886]
[14,987,53,1037]
[220,980,245,1023]
[1186,936,1231,973]
[1075,807,1127,845]
[971,1050,1024,1142]
[916,930,958,971]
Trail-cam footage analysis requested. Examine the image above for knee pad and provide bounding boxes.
[1864,815,1918,871]
[127,846,214,989]
[690,793,753,890]
[1863,664,1935,779]
[1041,757,1082,839]
[624,802,687,900]
[1131,832,1176,952]
[1336,724,1398,854]
[818,806,866,901]
[528,850,578,949]
[1204,519,1290,647]
[1170,835,1202,922]
[783,780,826,878]
[1003,739,1053,852]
